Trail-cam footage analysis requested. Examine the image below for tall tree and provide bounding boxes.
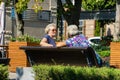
[114,0,120,40]
[14,0,30,37]
[57,0,82,27]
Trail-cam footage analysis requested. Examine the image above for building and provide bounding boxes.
[5,0,57,43]
[4,0,115,43]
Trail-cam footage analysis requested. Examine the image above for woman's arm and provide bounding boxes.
[56,41,66,47]
[40,38,53,47]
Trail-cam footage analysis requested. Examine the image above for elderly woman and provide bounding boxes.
[57,25,102,66]
[57,25,90,47]
[40,23,57,47]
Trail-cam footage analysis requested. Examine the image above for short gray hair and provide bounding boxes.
[45,23,56,34]
[67,25,79,36]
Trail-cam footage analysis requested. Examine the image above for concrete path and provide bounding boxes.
[8,72,16,80]
[8,67,34,80]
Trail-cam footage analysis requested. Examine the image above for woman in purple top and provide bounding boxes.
[56,25,102,66]
[57,25,90,48]
[66,34,90,47]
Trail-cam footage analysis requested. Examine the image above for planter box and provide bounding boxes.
[8,42,39,72]
[110,42,120,68]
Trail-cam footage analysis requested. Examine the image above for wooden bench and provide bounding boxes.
[20,46,99,67]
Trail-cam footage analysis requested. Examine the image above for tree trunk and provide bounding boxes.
[15,10,24,37]
[114,1,120,40]
[66,0,81,27]
[57,0,82,27]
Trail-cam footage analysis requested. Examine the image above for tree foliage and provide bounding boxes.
[82,0,116,11]
[15,0,30,14]
[95,20,100,36]
[0,0,10,5]
[32,0,44,13]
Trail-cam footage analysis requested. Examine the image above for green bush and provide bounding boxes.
[10,34,41,43]
[0,65,9,80]
[98,51,110,57]
[91,45,110,57]
[33,65,120,80]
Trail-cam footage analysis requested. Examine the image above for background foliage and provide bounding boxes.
[82,0,116,36]
[82,0,116,11]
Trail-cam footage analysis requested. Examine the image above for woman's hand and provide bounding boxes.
[56,41,66,47]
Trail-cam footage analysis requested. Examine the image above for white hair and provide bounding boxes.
[67,25,79,36]
[45,23,56,34]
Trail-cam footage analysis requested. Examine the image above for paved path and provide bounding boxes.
[8,67,34,80]
[8,72,16,80]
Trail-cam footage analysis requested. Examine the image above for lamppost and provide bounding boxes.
[11,0,15,38]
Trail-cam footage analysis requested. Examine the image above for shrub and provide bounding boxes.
[0,64,9,80]
[10,34,41,43]
[98,51,110,57]
[101,36,113,46]
[91,45,110,57]
[33,65,120,80]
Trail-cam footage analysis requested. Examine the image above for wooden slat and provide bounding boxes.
[110,42,120,68]
[8,42,39,72]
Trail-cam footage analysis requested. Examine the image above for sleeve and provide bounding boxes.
[44,35,48,39]
[66,38,72,47]
[43,35,49,41]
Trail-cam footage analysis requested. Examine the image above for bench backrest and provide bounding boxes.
[20,46,99,67]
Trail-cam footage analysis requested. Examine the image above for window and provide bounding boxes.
[38,11,51,21]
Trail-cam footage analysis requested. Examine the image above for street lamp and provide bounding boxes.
[11,0,15,38]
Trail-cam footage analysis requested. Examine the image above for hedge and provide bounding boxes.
[33,65,120,80]
[0,64,9,80]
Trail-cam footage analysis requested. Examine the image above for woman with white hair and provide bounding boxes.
[40,23,57,47]
[66,25,90,47]
[57,25,90,47]
[57,25,102,66]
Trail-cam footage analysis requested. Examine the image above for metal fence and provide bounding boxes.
[22,9,115,21]
[80,10,115,20]
[22,9,51,21]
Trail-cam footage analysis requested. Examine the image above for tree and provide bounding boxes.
[13,0,30,37]
[82,0,116,37]
[114,0,120,40]
[82,0,116,11]
[0,0,44,37]
[56,0,82,40]
[57,0,82,27]
[14,0,44,37]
